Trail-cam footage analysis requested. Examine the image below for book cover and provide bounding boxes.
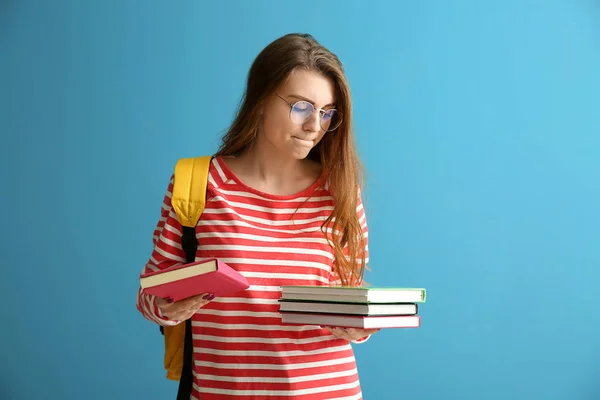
[140,258,249,302]
[280,312,421,329]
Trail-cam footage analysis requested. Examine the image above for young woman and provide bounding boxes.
[137,33,378,399]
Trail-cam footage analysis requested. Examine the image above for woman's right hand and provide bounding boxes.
[156,292,215,321]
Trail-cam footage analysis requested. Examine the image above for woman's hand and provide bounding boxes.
[322,326,380,342]
[156,292,215,321]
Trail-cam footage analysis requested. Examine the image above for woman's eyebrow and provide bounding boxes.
[287,94,336,108]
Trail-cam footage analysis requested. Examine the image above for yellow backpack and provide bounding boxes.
[160,155,213,398]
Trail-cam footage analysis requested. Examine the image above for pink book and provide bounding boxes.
[140,258,249,302]
[280,312,420,329]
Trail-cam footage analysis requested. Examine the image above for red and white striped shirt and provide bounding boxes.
[137,156,370,399]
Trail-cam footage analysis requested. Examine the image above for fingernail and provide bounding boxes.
[204,293,216,300]
[165,297,174,303]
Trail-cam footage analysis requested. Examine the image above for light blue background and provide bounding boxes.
[2,1,599,399]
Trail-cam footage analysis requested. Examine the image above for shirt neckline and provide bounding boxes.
[215,155,328,201]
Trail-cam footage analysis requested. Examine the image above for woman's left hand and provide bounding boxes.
[322,326,380,342]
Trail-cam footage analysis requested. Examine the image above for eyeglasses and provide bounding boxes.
[277,95,342,132]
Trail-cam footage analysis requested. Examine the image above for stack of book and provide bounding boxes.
[278,285,426,329]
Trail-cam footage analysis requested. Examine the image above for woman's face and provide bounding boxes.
[258,68,337,161]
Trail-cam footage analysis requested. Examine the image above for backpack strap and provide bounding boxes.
[172,155,213,268]
[161,156,213,399]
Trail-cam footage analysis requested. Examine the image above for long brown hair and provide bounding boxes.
[216,33,367,287]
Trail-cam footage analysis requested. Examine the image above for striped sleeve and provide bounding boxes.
[135,175,187,326]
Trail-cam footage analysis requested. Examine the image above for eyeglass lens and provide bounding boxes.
[290,101,341,131]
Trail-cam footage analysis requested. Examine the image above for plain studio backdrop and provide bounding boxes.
[1,1,599,399]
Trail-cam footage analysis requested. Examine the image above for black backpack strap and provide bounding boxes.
[176,225,198,400]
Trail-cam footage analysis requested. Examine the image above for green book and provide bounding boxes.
[279,286,427,304]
